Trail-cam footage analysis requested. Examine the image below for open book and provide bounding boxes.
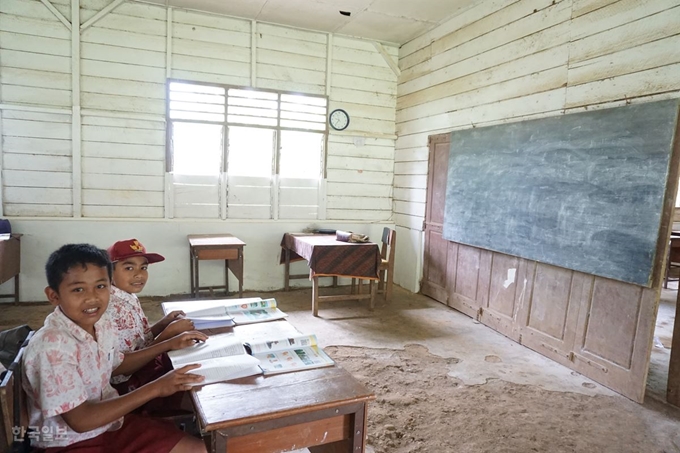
[162,297,288,329]
[168,325,335,385]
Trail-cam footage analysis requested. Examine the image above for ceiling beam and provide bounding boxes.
[372,42,400,77]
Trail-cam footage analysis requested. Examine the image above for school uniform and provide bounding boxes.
[22,307,184,452]
[108,286,154,386]
[108,285,175,396]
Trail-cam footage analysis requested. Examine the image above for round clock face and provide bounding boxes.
[329,109,350,131]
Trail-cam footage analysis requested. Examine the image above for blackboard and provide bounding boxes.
[442,100,680,287]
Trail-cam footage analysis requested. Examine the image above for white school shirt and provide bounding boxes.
[22,307,125,448]
[108,286,154,384]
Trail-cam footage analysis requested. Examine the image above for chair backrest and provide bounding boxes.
[380,228,396,263]
[670,237,680,263]
[1,331,33,453]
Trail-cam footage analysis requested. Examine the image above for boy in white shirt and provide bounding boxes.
[22,243,207,452]
[107,239,194,393]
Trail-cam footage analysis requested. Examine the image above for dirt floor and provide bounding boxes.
[3,285,680,453]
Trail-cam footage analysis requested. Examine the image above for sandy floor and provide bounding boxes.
[3,283,680,453]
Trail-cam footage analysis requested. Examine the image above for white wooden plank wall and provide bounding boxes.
[326,37,397,221]
[0,0,398,221]
[0,0,72,216]
[279,177,318,219]
[227,175,271,220]
[1,110,73,216]
[171,9,250,86]
[395,0,680,234]
[256,23,326,95]
[79,0,165,217]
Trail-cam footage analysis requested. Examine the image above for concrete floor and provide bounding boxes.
[4,281,680,452]
[263,286,615,397]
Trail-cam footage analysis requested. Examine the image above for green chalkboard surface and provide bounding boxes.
[443,100,680,287]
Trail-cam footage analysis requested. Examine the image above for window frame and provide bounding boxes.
[165,79,329,179]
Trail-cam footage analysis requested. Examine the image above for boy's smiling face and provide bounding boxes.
[45,264,111,337]
[112,256,149,294]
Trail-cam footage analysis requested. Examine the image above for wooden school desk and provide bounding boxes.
[188,234,245,298]
[280,233,381,316]
[0,234,21,304]
[192,365,375,453]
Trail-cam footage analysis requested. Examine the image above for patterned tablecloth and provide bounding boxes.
[280,233,380,280]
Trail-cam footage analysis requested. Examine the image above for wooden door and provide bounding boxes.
[421,134,452,305]
[420,130,677,402]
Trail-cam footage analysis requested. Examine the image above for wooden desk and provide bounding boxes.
[0,234,21,304]
[188,234,245,298]
[280,233,381,316]
[192,365,375,453]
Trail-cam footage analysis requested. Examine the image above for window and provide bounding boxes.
[167,82,328,219]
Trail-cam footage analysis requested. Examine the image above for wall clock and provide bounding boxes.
[329,109,350,131]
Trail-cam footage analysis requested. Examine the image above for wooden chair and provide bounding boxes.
[351,228,396,304]
[377,228,396,302]
[1,331,33,453]
[664,237,680,288]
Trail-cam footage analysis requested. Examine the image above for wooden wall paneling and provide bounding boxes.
[256,23,326,95]
[422,227,448,304]
[453,244,482,303]
[227,175,271,219]
[480,253,521,339]
[173,174,219,219]
[325,182,391,198]
[171,9,250,86]
[278,177,322,220]
[82,205,164,218]
[325,210,390,221]
[571,279,656,402]
[1,109,72,216]
[569,6,679,64]
[399,0,516,70]
[518,264,589,367]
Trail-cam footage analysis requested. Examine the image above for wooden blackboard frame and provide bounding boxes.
[442,100,680,287]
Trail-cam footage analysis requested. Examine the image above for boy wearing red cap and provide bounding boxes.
[107,239,194,393]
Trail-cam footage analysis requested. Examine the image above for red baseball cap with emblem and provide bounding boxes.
[107,238,165,264]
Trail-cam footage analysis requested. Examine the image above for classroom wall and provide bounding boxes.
[0,0,399,301]
[0,219,392,302]
[394,0,680,292]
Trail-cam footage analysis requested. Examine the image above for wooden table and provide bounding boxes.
[0,234,21,304]
[192,365,375,453]
[188,234,245,298]
[280,233,381,316]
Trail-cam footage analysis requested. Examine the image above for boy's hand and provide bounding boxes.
[153,364,204,396]
[160,310,185,328]
[168,331,208,350]
[156,318,195,343]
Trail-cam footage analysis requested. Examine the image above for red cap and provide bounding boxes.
[107,239,165,264]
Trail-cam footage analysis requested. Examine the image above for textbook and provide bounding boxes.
[167,328,335,385]
[162,297,288,329]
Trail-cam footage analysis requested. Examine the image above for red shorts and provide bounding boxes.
[113,353,173,394]
[42,414,185,453]
[112,353,186,415]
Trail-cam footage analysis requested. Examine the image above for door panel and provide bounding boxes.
[455,244,481,302]
[421,227,449,303]
[519,264,587,365]
[571,278,658,402]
